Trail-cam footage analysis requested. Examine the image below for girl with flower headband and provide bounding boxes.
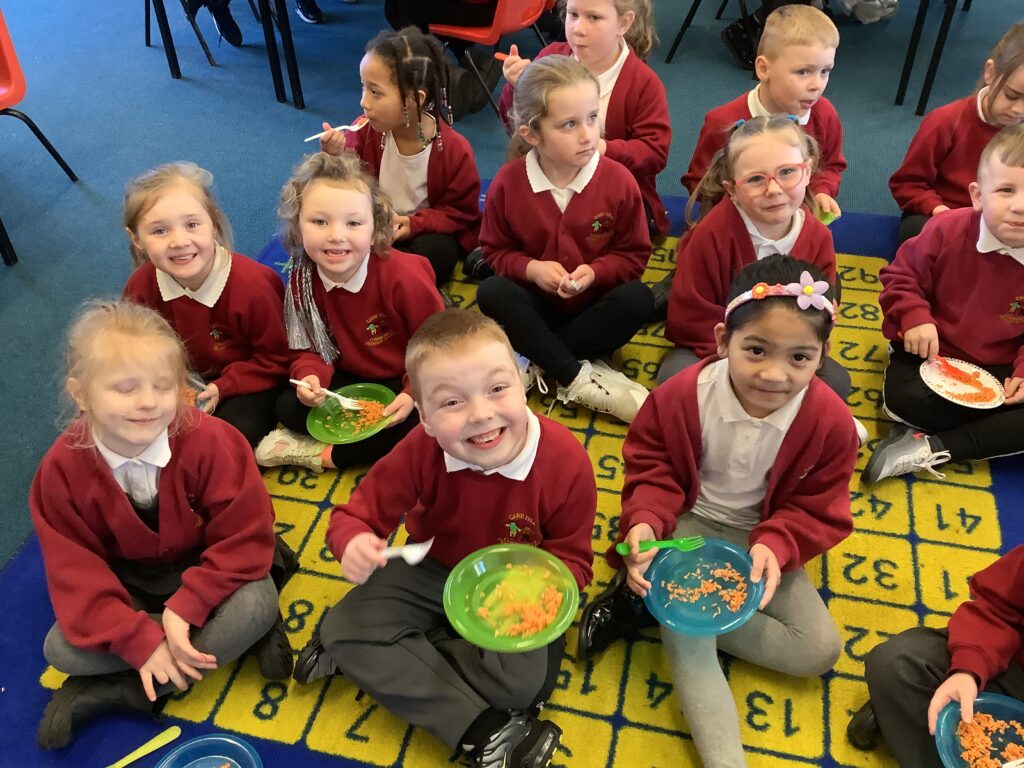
[661,115,845,399]
[578,254,859,767]
[255,152,444,474]
[318,27,481,287]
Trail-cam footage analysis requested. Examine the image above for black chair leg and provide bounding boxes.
[257,0,286,102]
[895,0,930,105]
[150,0,182,78]
[247,0,261,21]
[0,214,16,267]
[462,47,501,118]
[961,0,971,9]
[665,0,704,64]
[272,0,304,109]
[1,109,78,181]
[532,22,547,48]
[715,0,730,19]
[916,0,956,116]
[178,0,217,66]
[145,0,152,46]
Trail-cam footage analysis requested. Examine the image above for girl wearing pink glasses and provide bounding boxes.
[660,115,844,397]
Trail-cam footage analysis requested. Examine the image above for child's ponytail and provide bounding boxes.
[619,0,658,60]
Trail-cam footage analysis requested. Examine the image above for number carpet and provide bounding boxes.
[4,228,1024,767]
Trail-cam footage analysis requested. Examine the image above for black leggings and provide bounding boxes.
[476,276,654,386]
[882,348,1024,461]
[399,232,463,286]
[214,387,283,447]
[384,0,498,57]
[898,211,929,245]
[274,371,419,469]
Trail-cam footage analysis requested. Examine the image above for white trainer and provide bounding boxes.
[591,359,650,411]
[556,360,642,423]
[255,428,326,473]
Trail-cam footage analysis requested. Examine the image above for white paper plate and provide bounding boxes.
[919,357,1005,409]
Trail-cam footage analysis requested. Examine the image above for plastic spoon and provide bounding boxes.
[104,725,182,768]
[382,537,435,565]
[304,115,369,142]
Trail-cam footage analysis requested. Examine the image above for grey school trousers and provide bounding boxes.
[659,513,841,768]
[318,557,564,750]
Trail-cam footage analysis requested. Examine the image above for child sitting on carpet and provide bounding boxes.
[318,26,481,286]
[290,309,597,768]
[256,152,444,474]
[32,301,292,750]
[122,161,290,448]
[577,255,859,767]
[863,124,1024,484]
[498,0,671,236]
[889,23,1024,244]
[662,116,845,400]
[477,55,653,424]
[847,545,1024,767]
[682,4,845,220]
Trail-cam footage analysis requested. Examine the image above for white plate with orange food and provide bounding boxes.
[920,356,1005,410]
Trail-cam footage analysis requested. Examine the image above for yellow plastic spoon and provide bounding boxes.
[104,725,182,768]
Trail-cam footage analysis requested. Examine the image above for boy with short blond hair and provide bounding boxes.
[683,4,847,218]
[292,309,597,768]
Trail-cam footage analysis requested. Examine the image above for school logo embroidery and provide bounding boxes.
[364,312,396,347]
[209,326,231,351]
[1001,297,1024,324]
[500,513,537,544]
[586,211,615,247]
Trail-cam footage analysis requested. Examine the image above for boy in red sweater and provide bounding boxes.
[889,24,1024,244]
[864,124,1024,484]
[847,545,1024,767]
[682,5,846,220]
[291,309,596,768]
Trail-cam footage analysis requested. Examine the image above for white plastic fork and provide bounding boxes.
[304,115,369,142]
[289,379,362,410]
[382,538,434,565]
[1003,759,1024,768]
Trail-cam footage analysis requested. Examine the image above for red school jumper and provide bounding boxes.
[879,207,1024,377]
[681,92,847,200]
[30,413,277,670]
[946,545,1024,690]
[665,196,837,358]
[124,253,289,399]
[289,249,445,391]
[346,120,482,253]
[889,95,1000,215]
[326,416,596,589]
[498,42,672,235]
[607,358,858,571]
[479,154,650,314]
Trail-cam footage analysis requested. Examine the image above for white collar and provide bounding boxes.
[317,254,370,293]
[735,203,805,252]
[443,409,541,480]
[95,429,172,470]
[711,357,807,431]
[156,244,231,307]
[525,148,600,195]
[977,216,1024,264]
[748,85,811,126]
[977,87,994,125]
[577,40,630,97]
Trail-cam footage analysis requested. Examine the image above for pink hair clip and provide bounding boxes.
[724,271,835,321]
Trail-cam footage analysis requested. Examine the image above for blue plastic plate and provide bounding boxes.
[154,733,262,768]
[643,538,764,636]
[934,692,1024,768]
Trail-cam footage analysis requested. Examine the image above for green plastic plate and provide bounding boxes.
[306,383,395,445]
[443,543,579,653]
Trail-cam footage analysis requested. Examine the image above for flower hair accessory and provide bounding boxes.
[734,118,746,127]
[724,270,835,321]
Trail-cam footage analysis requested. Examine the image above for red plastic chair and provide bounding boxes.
[430,0,548,117]
[0,9,78,266]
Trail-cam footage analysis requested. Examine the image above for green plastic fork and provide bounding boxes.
[614,536,705,556]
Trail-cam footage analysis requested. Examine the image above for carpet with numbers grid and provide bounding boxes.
[3,208,1024,768]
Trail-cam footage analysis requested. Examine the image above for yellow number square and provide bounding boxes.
[916,542,999,615]
[589,434,627,493]
[213,658,319,743]
[532,392,594,432]
[825,533,915,607]
[263,464,336,502]
[828,675,898,767]
[549,626,624,718]
[924,612,953,630]
[912,484,1001,550]
[846,369,887,420]
[837,256,885,292]
[542,708,614,768]
[301,507,345,579]
[925,459,992,488]
[646,239,678,272]
[612,725,701,767]
[730,661,824,760]
[828,597,919,679]
[163,663,237,723]
[328,466,370,506]
[830,328,890,374]
[305,677,410,763]
[848,480,911,537]
[278,571,349,652]
[593,491,624,549]
[620,639,688,732]
[837,289,884,330]
[616,349,665,392]
[271,498,321,561]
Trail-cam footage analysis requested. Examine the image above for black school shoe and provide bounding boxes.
[846,701,881,750]
[577,568,657,662]
[38,671,163,750]
[208,0,243,47]
[463,248,495,280]
[465,711,562,768]
[649,269,674,322]
[293,635,341,684]
[253,613,295,680]
[295,0,324,23]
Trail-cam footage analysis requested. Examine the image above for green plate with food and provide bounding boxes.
[443,543,579,653]
[306,383,395,444]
